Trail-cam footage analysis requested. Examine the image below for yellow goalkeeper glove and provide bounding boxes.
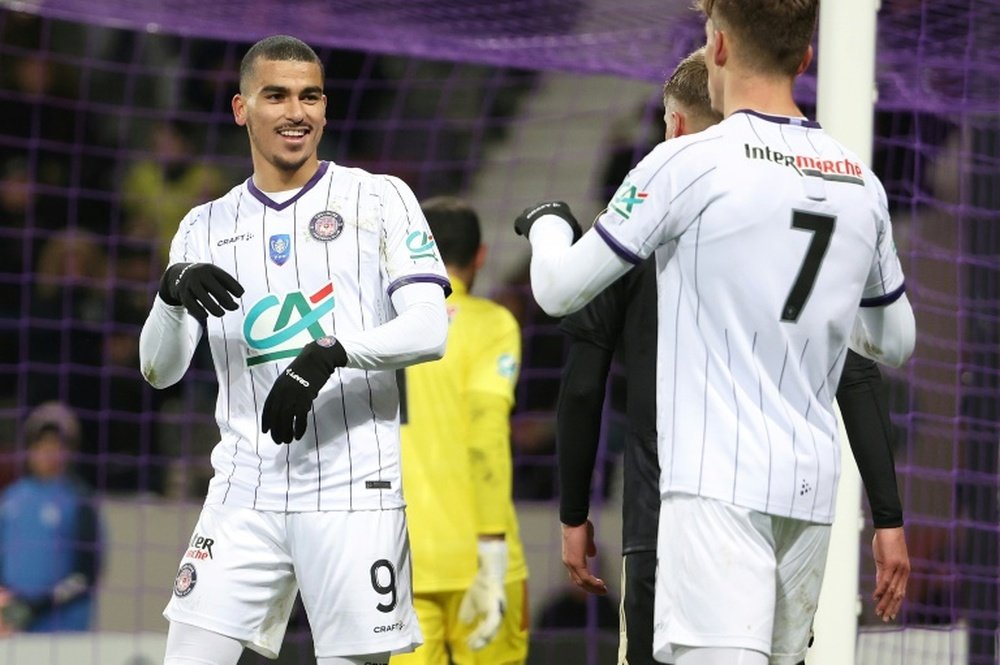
[458,539,508,650]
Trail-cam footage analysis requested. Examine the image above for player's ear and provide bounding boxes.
[669,111,685,140]
[713,30,728,67]
[233,94,247,127]
[796,45,814,76]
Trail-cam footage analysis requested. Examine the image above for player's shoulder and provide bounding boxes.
[636,122,729,173]
[455,293,520,335]
[330,162,416,197]
[180,179,245,227]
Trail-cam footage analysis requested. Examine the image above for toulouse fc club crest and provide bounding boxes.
[310,210,344,242]
[173,563,197,597]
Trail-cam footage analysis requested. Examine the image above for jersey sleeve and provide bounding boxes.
[468,307,521,534]
[379,176,452,297]
[559,272,629,351]
[593,135,720,265]
[139,206,205,388]
[836,350,903,528]
[861,177,906,306]
[166,206,208,265]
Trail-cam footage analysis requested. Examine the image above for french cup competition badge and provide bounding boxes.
[310,210,344,242]
[269,234,291,265]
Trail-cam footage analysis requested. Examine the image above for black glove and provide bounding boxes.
[514,201,582,243]
[261,336,348,444]
[159,262,245,319]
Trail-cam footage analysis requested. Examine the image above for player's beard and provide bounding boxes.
[247,119,315,174]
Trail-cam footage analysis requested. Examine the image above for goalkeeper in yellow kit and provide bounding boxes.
[392,196,529,665]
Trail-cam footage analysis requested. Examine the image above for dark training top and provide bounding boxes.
[557,256,903,555]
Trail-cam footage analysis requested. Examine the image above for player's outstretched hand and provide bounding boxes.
[459,540,508,650]
[159,263,245,320]
[261,336,348,444]
[514,201,582,243]
[561,519,607,595]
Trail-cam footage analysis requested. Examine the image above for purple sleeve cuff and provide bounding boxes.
[860,283,905,307]
[387,274,453,298]
[594,221,642,265]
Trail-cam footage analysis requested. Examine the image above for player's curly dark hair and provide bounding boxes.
[239,35,324,93]
[695,0,818,76]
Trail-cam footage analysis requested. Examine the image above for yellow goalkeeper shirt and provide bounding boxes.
[400,275,528,593]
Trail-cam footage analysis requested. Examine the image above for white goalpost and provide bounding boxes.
[809,1,880,664]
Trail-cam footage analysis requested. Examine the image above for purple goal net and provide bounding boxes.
[0,1,996,663]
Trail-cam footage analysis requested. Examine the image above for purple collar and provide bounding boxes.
[247,161,330,211]
[732,109,821,129]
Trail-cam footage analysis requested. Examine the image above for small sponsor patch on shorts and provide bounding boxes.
[365,480,391,489]
[173,563,197,597]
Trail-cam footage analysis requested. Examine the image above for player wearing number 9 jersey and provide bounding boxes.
[515,2,916,663]
[139,35,450,665]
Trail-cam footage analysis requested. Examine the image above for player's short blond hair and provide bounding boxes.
[696,0,818,76]
[662,48,722,128]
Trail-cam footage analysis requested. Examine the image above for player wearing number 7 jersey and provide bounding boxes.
[139,35,450,665]
[515,2,916,663]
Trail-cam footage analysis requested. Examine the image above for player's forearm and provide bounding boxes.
[336,282,447,370]
[557,340,614,526]
[139,296,202,389]
[851,293,916,368]
[528,220,631,317]
[837,350,903,528]
[468,391,514,533]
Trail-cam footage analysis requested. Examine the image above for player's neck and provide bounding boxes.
[252,157,322,193]
[722,75,805,121]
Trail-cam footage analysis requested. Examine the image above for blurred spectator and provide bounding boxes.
[121,121,227,263]
[25,231,164,493]
[1,17,114,233]
[0,402,103,633]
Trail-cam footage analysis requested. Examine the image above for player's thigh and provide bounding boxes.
[164,620,245,665]
[653,494,776,659]
[770,518,831,665]
[390,592,452,665]
[473,578,529,665]
[163,504,297,659]
[290,508,422,658]
[621,550,657,665]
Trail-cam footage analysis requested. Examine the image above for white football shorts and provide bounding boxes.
[163,503,422,659]
[652,493,831,665]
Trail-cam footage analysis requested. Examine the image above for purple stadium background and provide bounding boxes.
[0,1,997,663]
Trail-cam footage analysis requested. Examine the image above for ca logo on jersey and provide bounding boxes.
[610,179,648,220]
[406,231,438,260]
[243,283,335,366]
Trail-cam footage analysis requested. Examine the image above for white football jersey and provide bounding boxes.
[596,110,906,524]
[166,161,449,512]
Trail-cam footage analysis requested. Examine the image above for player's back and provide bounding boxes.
[600,110,903,524]
[400,282,527,592]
